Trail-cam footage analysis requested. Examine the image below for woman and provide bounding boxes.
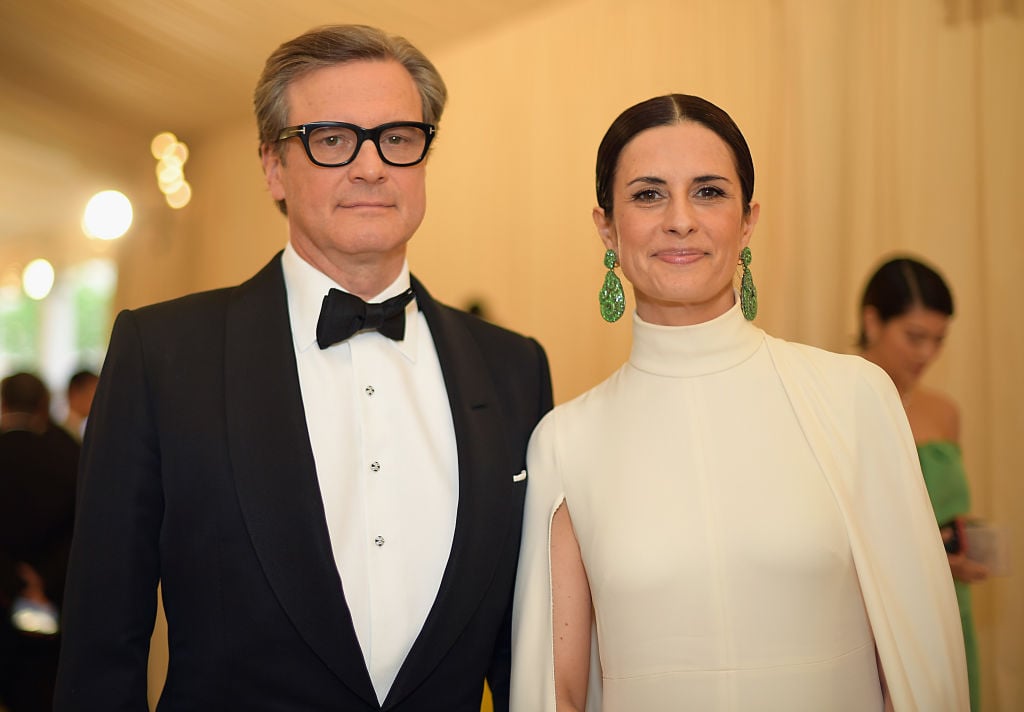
[860,257,987,711]
[511,95,967,711]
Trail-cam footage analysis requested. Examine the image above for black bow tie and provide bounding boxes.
[316,287,415,349]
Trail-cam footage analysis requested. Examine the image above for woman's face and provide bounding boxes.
[863,305,950,393]
[593,121,758,326]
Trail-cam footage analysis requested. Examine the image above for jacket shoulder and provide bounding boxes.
[120,254,283,332]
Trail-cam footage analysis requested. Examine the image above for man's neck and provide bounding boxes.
[0,412,47,433]
[291,242,406,301]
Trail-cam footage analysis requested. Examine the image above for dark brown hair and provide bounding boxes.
[858,256,954,348]
[596,94,755,218]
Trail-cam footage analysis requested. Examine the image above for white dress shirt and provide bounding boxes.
[281,243,458,703]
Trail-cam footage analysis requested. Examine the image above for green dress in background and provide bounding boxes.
[918,441,979,711]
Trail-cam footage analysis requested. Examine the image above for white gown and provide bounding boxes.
[511,301,968,711]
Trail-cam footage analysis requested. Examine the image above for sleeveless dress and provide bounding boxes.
[511,301,968,711]
[918,441,980,711]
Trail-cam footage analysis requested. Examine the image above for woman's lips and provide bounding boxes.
[654,249,706,265]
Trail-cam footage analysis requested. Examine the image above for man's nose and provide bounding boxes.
[347,138,386,181]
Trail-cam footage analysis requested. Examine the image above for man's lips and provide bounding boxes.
[340,201,394,209]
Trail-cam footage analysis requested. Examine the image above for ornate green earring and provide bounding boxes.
[739,246,757,321]
[599,249,625,323]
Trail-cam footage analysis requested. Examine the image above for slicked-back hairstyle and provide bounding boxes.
[254,24,447,156]
[858,256,954,348]
[595,94,755,218]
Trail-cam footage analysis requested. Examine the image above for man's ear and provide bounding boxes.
[260,144,286,202]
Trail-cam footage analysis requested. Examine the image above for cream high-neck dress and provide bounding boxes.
[512,300,968,712]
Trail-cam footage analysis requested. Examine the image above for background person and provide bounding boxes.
[511,94,967,711]
[55,24,552,711]
[860,255,987,711]
[0,373,78,712]
[61,370,98,443]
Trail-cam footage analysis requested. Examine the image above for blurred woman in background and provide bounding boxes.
[860,256,988,710]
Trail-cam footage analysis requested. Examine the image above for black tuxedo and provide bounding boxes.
[55,254,552,711]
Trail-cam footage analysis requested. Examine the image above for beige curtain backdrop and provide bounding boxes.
[122,0,1022,708]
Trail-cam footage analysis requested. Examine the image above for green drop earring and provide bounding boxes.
[739,246,757,321]
[599,249,625,323]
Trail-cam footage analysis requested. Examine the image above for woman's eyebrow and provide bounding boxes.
[693,173,731,183]
[625,173,733,187]
[625,175,667,186]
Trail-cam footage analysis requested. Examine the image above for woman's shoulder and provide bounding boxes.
[914,386,958,415]
[764,334,892,386]
[528,368,626,453]
[551,366,625,413]
[909,387,961,442]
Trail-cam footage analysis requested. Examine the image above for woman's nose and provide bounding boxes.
[918,339,942,362]
[663,198,697,235]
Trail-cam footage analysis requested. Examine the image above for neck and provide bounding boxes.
[635,286,736,327]
[0,412,46,433]
[293,242,406,301]
[861,348,914,406]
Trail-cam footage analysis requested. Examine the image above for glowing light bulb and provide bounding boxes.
[165,181,192,209]
[82,190,133,240]
[150,131,178,159]
[22,258,55,300]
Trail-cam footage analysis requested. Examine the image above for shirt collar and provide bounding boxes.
[281,242,419,360]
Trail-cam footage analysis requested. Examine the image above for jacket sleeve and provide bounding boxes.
[55,309,163,711]
[488,337,555,712]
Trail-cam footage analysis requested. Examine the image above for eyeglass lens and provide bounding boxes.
[308,124,428,166]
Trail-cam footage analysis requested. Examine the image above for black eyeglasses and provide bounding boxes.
[276,121,436,167]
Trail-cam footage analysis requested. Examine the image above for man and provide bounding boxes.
[55,25,552,711]
[61,370,98,442]
[1,373,78,712]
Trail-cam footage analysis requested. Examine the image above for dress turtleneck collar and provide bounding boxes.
[628,297,765,378]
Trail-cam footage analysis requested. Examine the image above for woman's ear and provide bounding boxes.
[741,201,760,249]
[592,207,616,252]
[862,305,882,346]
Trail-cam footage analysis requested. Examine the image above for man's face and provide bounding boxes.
[262,60,427,282]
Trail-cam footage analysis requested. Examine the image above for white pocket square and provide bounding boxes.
[512,470,527,483]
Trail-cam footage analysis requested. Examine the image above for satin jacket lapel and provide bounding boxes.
[384,277,518,706]
[224,255,377,707]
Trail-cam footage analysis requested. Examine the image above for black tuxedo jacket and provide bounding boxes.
[54,255,552,711]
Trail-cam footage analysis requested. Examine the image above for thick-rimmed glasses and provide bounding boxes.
[276,121,436,167]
